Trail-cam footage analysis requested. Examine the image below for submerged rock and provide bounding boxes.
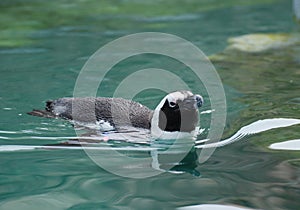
[209,33,300,146]
[210,33,300,93]
[226,33,300,53]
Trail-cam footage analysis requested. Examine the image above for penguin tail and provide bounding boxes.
[27,100,56,118]
[27,109,56,118]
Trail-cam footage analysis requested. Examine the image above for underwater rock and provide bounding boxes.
[226,33,300,53]
[209,33,300,93]
[209,32,300,145]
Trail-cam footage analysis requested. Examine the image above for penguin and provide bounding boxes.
[28,90,203,140]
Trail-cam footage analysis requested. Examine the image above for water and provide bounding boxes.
[0,0,300,209]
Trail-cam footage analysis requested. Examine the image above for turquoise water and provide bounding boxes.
[1,0,300,209]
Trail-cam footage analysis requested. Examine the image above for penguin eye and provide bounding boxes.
[169,101,176,108]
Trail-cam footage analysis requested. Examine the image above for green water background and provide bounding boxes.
[0,0,300,209]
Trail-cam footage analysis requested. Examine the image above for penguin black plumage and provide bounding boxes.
[28,90,203,139]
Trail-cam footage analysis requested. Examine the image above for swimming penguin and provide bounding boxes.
[28,90,203,140]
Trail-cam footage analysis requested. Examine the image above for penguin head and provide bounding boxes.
[151,90,203,139]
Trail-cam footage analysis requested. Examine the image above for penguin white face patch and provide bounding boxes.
[165,91,193,106]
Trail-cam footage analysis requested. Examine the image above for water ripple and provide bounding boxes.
[0,48,48,55]
[196,118,300,148]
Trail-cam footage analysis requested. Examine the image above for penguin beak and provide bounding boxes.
[181,95,203,110]
[195,94,203,108]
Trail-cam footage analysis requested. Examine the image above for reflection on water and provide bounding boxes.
[294,0,300,20]
[0,117,299,180]
[178,204,255,210]
[269,139,300,150]
[1,139,300,210]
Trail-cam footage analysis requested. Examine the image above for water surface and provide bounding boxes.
[0,0,300,209]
